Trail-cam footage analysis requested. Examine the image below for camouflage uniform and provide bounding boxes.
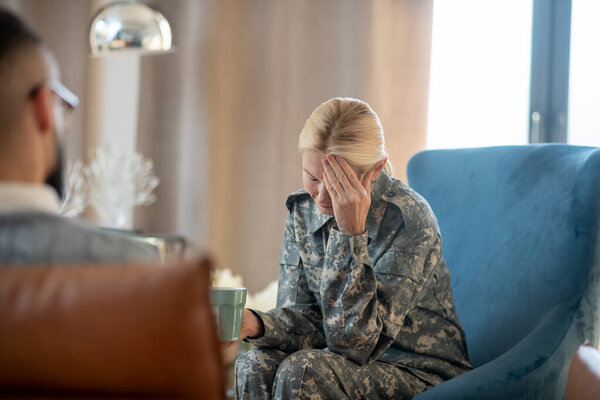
[236,173,471,399]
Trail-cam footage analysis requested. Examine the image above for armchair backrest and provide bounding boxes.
[407,144,600,367]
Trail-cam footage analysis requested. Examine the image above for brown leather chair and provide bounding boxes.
[566,343,600,400]
[0,256,225,399]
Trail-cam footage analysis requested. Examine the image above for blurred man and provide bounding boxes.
[0,9,156,264]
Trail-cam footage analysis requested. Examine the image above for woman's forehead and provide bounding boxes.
[302,151,326,166]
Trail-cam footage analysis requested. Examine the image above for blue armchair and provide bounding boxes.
[407,144,600,399]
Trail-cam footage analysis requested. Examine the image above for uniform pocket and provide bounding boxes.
[277,249,301,307]
[278,246,299,266]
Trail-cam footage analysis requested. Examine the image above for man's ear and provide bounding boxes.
[30,86,54,134]
[370,157,388,181]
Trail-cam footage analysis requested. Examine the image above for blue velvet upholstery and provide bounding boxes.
[408,144,600,399]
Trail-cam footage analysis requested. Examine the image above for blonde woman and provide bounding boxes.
[235,98,471,399]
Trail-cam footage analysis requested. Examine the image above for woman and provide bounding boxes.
[235,98,471,399]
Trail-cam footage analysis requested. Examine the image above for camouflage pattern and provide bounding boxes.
[236,348,434,399]
[236,173,471,399]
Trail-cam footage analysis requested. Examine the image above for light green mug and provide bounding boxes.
[210,287,247,341]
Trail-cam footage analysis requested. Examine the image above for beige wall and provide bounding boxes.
[0,0,433,293]
[0,0,92,163]
[200,0,434,292]
[369,0,433,184]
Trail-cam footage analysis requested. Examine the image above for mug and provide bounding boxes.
[210,287,247,341]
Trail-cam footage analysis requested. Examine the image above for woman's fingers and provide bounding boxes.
[362,170,374,194]
[325,155,361,194]
[323,156,347,193]
[221,341,238,349]
[322,169,341,202]
[336,156,364,192]
[324,155,342,179]
[323,159,344,198]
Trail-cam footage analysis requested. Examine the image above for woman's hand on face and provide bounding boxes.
[222,309,264,348]
[322,154,374,236]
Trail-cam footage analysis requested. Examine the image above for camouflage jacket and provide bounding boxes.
[248,173,472,381]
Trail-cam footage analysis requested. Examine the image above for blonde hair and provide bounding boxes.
[299,97,393,176]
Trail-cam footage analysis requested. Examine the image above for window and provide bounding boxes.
[427,0,533,149]
[567,0,600,147]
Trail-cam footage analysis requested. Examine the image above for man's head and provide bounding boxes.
[0,9,78,198]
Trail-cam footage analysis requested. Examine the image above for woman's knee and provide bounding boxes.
[236,348,285,379]
[275,349,334,383]
[236,348,288,399]
[273,349,344,398]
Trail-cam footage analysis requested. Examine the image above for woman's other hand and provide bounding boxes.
[241,309,264,339]
[222,309,264,348]
[322,154,373,236]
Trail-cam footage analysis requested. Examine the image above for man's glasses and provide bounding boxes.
[28,79,79,131]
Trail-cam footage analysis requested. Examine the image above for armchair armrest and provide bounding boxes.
[415,297,583,400]
[0,256,224,398]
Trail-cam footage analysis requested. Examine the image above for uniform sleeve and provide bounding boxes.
[246,213,326,352]
[321,226,441,365]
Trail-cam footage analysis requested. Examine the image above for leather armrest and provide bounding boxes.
[0,256,224,398]
[566,343,600,400]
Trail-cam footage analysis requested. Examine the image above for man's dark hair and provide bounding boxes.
[0,9,42,62]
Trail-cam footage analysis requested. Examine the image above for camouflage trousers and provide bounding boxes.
[235,348,435,400]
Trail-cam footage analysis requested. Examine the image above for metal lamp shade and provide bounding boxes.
[90,1,172,55]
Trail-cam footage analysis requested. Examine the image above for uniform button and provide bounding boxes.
[354,246,361,255]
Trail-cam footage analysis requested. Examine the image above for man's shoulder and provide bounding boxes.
[0,211,81,233]
[0,212,158,264]
[1,211,112,238]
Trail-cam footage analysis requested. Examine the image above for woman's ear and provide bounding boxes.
[370,157,388,181]
[30,86,54,134]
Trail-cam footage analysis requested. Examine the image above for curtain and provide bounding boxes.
[0,0,433,292]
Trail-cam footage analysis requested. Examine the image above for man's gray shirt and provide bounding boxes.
[0,212,157,264]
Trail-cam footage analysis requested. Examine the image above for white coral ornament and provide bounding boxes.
[86,146,160,229]
[59,160,89,217]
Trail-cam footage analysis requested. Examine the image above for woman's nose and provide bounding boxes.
[318,184,331,203]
